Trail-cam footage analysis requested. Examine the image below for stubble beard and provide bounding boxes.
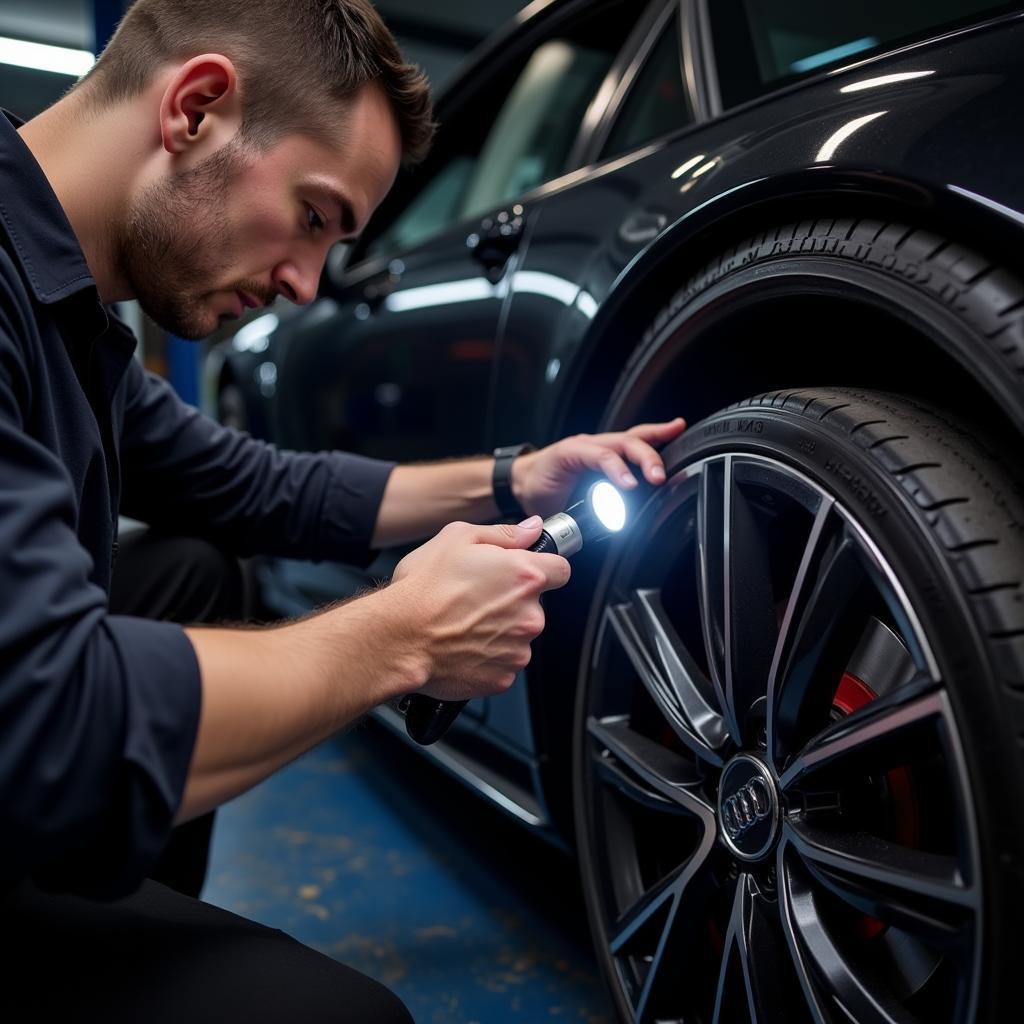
[116,145,243,340]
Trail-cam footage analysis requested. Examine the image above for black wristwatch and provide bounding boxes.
[492,443,535,520]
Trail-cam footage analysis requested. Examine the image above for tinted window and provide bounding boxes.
[711,0,1018,108]
[460,40,615,219]
[601,15,692,160]
[366,157,475,257]
[361,0,646,263]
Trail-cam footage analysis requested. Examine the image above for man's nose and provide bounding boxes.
[272,258,321,306]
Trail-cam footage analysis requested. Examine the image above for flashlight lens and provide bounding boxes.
[591,481,626,532]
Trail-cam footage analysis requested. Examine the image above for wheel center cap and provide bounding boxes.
[717,754,781,862]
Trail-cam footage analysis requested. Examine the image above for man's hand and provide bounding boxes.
[511,418,686,518]
[389,518,570,701]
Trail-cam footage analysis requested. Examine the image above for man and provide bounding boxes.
[0,0,684,1019]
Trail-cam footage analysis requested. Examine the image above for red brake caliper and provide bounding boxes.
[833,673,921,940]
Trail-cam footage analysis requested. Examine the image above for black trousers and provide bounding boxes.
[0,533,413,1023]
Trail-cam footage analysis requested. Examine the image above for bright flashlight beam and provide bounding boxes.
[591,482,626,532]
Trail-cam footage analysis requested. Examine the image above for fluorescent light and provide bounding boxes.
[816,111,887,163]
[840,71,934,93]
[0,35,95,77]
[671,155,706,180]
[386,278,497,313]
[691,159,718,179]
[512,270,579,307]
[791,37,878,74]
[575,291,598,320]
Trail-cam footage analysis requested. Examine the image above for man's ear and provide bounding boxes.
[159,54,242,157]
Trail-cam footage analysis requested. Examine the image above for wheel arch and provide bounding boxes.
[555,169,1024,440]
[529,177,1024,839]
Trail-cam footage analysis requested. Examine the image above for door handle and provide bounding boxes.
[467,205,525,281]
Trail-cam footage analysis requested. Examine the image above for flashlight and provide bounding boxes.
[400,481,627,746]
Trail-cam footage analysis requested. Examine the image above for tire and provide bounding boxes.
[607,219,1024,437]
[573,387,1024,1024]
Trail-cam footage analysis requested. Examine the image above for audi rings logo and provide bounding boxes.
[721,777,772,839]
[717,755,780,861]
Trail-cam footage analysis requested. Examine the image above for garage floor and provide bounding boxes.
[203,725,614,1024]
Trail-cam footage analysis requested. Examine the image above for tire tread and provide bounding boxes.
[729,389,1024,718]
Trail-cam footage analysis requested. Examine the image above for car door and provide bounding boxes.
[272,0,659,464]
[488,0,702,450]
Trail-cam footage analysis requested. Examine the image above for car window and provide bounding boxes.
[710,0,1019,108]
[459,40,614,220]
[360,0,648,265]
[600,14,692,161]
[366,157,475,258]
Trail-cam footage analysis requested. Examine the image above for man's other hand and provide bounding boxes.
[390,518,570,701]
[512,418,687,518]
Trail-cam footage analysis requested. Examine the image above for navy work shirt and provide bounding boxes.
[0,112,395,897]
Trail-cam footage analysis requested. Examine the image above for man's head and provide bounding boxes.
[71,0,434,337]
[82,0,433,163]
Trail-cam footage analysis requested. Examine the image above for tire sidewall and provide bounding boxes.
[574,397,1017,1023]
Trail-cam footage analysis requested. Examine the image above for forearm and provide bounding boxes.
[371,457,502,547]
[179,586,426,822]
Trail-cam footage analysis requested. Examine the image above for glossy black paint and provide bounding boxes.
[207,0,1024,838]
[494,11,1024,449]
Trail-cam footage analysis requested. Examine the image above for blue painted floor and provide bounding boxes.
[203,724,614,1024]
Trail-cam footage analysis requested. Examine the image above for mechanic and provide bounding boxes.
[0,1,685,1020]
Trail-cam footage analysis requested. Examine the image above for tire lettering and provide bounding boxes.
[823,458,887,518]
[703,418,765,438]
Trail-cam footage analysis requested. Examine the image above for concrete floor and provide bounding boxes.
[203,724,614,1024]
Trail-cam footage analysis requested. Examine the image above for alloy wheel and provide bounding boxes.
[576,452,982,1023]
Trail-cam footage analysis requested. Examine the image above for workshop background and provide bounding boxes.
[1,2,613,1021]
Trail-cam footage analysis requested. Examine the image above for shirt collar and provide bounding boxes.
[0,109,99,305]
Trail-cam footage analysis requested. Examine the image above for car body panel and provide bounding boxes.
[489,12,1024,451]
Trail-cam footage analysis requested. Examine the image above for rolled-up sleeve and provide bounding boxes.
[0,324,201,898]
[119,360,394,565]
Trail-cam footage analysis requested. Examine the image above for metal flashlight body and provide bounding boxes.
[401,482,626,746]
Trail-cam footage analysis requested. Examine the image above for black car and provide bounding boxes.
[208,1,1024,1020]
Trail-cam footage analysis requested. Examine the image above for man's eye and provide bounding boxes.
[306,206,325,233]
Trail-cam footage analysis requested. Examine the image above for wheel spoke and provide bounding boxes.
[779,846,917,1024]
[629,845,719,1022]
[768,515,875,766]
[711,890,746,1024]
[607,590,727,764]
[587,716,715,821]
[724,462,780,747]
[713,874,798,1023]
[593,752,690,815]
[697,459,728,719]
[785,821,976,947]
[779,683,941,791]
[609,857,687,957]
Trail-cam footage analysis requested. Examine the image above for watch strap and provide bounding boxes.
[492,443,534,520]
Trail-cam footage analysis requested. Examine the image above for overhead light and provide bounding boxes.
[0,35,95,77]
[840,71,934,93]
[816,111,887,163]
[691,159,719,179]
[671,155,706,180]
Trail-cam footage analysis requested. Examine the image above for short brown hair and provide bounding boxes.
[80,0,434,166]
